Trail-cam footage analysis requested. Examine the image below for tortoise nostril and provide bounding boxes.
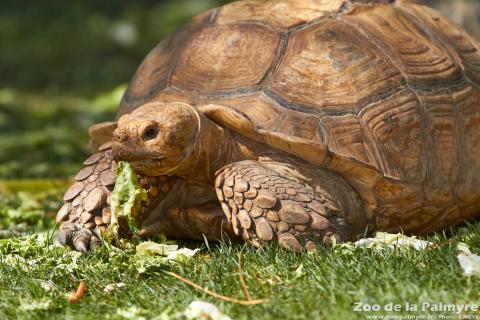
[114,131,129,142]
[143,126,159,141]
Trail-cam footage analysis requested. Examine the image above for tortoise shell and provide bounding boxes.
[118,0,480,233]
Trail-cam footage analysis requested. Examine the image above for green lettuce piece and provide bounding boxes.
[106,161,148,240]
[136,241,179,256]
[134,241,199,273]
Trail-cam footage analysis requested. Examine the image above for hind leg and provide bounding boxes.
[139,202,239,241]
[215,160,367,251]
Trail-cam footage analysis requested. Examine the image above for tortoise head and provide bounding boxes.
[112,102,202,176]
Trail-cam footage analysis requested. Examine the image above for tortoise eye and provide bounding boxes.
[143,126,158,141]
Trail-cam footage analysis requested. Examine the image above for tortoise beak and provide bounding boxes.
[112,141,133,162]
[112,137,166,163]
[112,127,142,161]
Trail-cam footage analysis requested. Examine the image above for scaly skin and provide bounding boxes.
[57,144,115,252]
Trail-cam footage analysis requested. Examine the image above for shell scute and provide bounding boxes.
[171,23,281,94]
[266,18,404,112]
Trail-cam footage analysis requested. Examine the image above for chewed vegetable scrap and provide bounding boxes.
[346,232,433,251]
[106,161,148,240]
[457,242,480,276]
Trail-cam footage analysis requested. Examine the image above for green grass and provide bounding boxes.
[1,189,480,319]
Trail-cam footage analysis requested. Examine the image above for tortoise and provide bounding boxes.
[56,0,480,252]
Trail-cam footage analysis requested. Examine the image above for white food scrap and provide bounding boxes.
[353,232,432,250]
[183,300,232,320]
[135,241,199,261]
[457,242,480,276]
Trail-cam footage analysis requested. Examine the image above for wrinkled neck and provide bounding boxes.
[178,118,256,186]
[175,116,228,186]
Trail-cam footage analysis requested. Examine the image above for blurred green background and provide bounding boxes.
[0,0,479,180]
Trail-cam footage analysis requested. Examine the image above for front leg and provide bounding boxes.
[215,160,367,252]
[56,143,175,251]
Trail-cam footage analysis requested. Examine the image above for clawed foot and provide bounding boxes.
[56,143,115,252]
[58,222,101,252]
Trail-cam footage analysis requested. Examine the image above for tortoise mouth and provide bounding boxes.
[112,137,196,177]
[126,158,166,176]
[112,142,164,174]
[121,154,185,177]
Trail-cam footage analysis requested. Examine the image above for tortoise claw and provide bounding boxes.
[90,235,102,251]
[74,239,89,253]
[58,228,74,247]
[59,222,77,247]
[58,222,98,252]
[73,229,92,253]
